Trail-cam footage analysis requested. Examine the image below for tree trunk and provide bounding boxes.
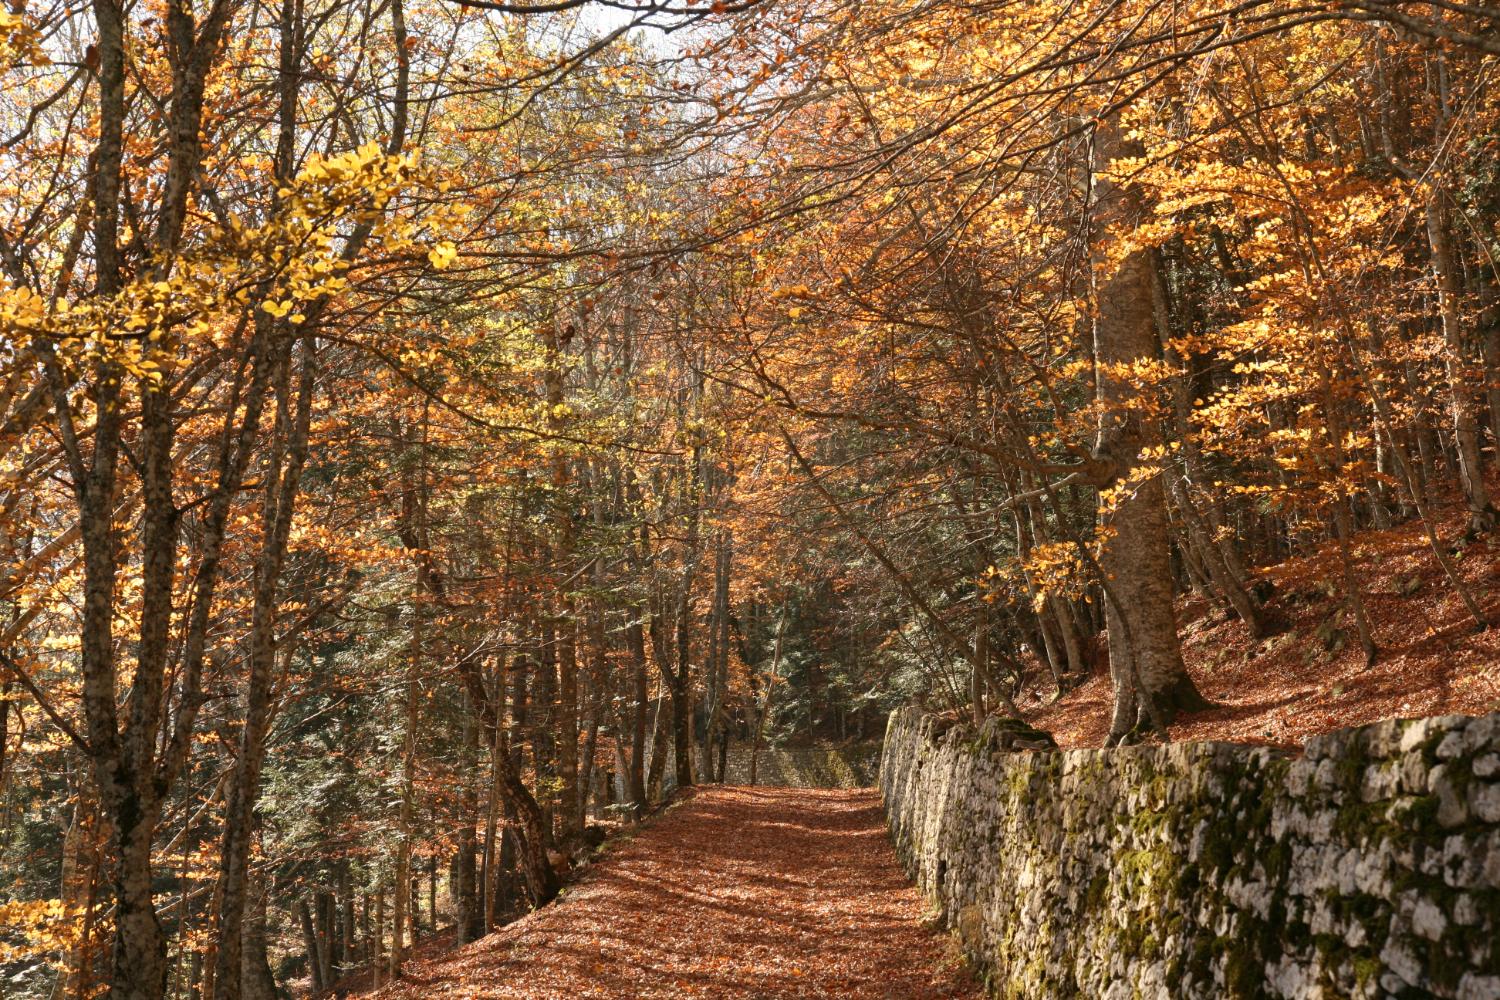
[1426,194,1495,533]
[457,697,482,943]
[1090,119,1207,742]
[110,802,169,1000]
[339,867,354,980]
[626,613,649,815]
[644,692,669,803]
[370,891,383,991]
[1477,279,1500,449]
[668,671,693,792]
[750,610,789,786]
[213,338,314,1000]
[240,881,278,1000]
[482,683,504,931]
[312,893,335,989]
[297,899,323,998]
[544,324,581,840]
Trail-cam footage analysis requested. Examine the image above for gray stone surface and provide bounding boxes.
[656,743,881,793]
[879,708,1500,999]
[720,744,881,788]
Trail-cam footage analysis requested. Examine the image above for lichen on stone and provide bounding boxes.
[879,707,1500,999]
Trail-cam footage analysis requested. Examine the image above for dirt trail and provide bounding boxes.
[372,786,979,999]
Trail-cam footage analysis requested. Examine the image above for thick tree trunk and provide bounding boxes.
[110,803,169,1000]
[240,881,278,1000]
[1091,121,1207,741]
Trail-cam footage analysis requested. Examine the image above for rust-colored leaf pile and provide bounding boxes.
[1030,507,1500,750]
[369,787,979,1000]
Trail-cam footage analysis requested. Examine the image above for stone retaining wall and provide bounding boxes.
[720,744,881,788]
[655,743,881,792]
[879,707,1500,998]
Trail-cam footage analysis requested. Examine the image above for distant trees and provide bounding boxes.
[692,0,1500,743]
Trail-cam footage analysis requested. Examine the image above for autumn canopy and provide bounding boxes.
[1,0,1499,996]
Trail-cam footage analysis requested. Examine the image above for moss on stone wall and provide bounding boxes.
[880,708,1500,1000]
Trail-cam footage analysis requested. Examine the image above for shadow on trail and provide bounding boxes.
[372,786,979,1000]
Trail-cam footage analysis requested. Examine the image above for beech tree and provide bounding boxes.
[3,0,1500,995]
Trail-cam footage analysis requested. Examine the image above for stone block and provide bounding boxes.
[878,709,1500,1000]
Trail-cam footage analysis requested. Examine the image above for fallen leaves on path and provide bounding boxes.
[371,787,979,999]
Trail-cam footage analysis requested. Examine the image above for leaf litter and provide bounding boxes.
[368,786,980,999]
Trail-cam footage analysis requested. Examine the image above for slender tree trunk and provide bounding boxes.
[555,619,580,838]
[49,789,91,1000]
[457,697,482,943]
[297,899,323,998]
[544,325,581,840]
[626,613,649,815]
[313,893,335,989]
[482,675,504,931]
[339,868,354,979]
[534,631,557,833]
[1477,280,1500,449]
[370,891,383,991]
[698,529,731,781]
[750,610,789,786]
[577,684,601,823]
[1427,194,1495,533]
[644,691,669,803]
[214,336,314,1000]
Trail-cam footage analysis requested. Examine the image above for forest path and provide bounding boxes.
[373,786,979,999]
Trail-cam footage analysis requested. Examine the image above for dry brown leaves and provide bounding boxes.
[369,787,979,999]
[1030,504,1500,750]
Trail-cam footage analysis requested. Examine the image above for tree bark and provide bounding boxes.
[1090,119,1207,741]
[626,611,649,814]
[297,899,323,998]
[1426,193,1495,533]
[457,697,483,943]
[240,880,278,1000]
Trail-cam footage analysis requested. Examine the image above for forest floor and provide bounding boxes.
[361,786,979,999]
[1029,502,1500,749]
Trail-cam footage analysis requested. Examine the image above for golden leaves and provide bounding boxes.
[0,899,90,965]
[0,139,442,385]
[0,8,48,67]
[1022,542,1088,610]
[428,241,459,270]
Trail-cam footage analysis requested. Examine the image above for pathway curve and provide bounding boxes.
[374,786,980,999]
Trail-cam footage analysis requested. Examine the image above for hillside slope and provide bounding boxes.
[1029,505,1500,748]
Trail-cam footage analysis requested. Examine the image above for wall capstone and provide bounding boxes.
[879,707,1500,999]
